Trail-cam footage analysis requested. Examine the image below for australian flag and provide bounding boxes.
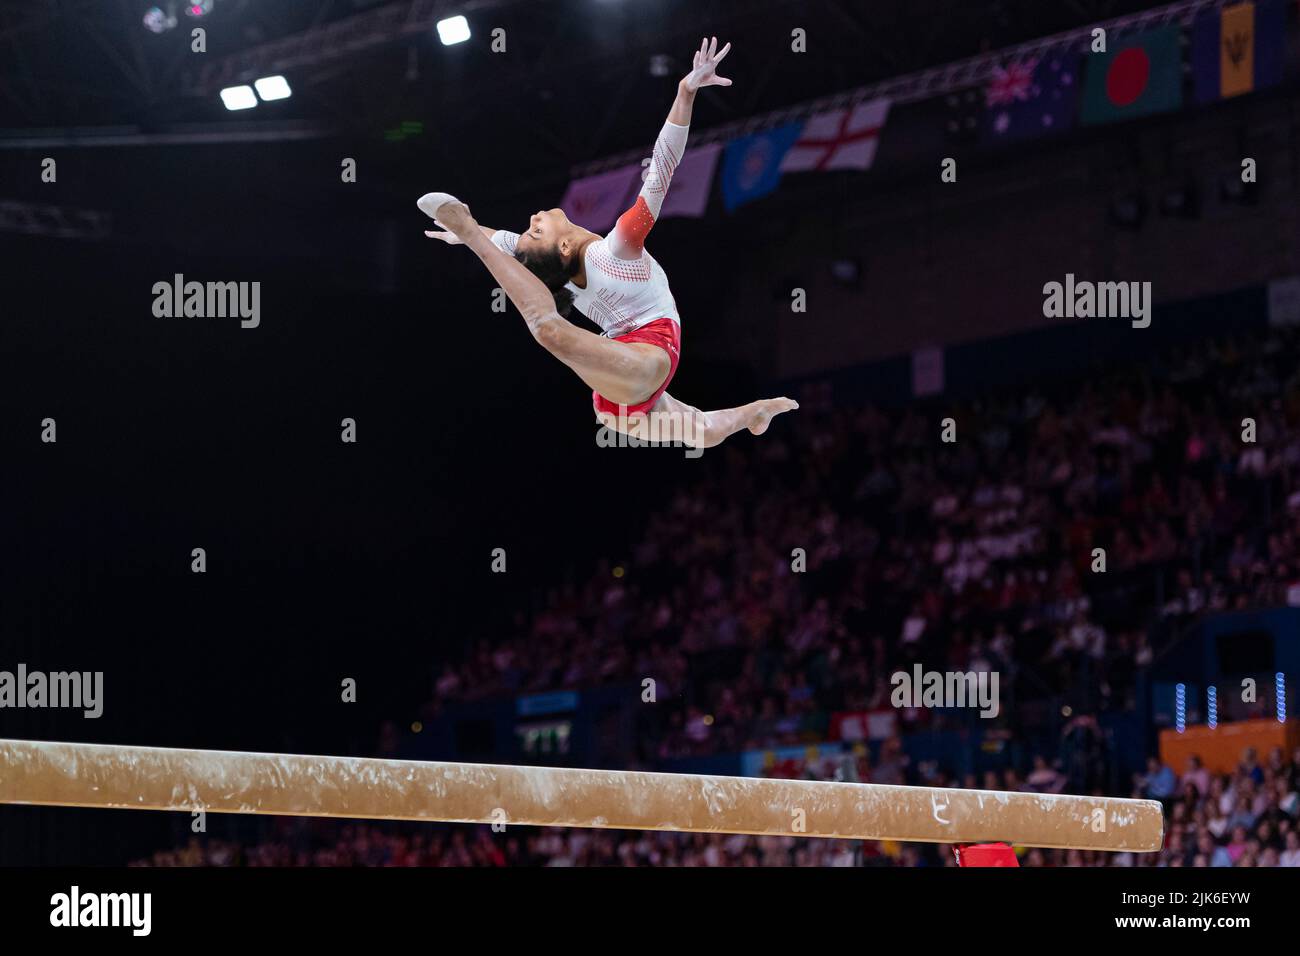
[984,53,1080,143]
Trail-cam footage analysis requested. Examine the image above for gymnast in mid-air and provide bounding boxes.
[418,37,797,450]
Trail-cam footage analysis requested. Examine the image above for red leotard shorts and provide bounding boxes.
[591,317,681,417]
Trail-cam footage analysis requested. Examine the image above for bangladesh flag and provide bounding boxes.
[1082,27,1183,125]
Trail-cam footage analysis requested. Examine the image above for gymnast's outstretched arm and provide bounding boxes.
[418,37,731,264]
[422,221,499,246]
[606,37,732,262]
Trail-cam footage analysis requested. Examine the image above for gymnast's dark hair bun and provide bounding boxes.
[516,245,581,320]
[550,286,577,320]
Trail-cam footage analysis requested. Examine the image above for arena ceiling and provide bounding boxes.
[1,0,1182,164]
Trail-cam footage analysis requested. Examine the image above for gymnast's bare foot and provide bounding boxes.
[748,397,798,435]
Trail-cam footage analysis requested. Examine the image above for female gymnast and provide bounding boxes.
[418,37,797,450]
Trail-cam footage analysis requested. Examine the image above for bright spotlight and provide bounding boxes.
[254,76,292,102]
[185,0,214,17]
[219,85,258,111]
[436,15,470,45]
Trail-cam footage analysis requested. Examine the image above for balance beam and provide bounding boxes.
[0,739,1163,851]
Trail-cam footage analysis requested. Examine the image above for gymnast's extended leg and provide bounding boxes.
[421,194,670,408]
[599,391,798,450]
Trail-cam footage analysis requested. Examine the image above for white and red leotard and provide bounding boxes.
[491,120,689,414]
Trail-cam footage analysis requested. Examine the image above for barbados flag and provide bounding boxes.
[1081,26,1183,125]
[1192,1,1286,104]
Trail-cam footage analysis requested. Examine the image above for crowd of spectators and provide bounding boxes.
[136,328,1300,866]
[1139,745,1300,868]
[424,330,1300,759]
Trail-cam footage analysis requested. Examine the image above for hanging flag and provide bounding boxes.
[987,60,1036,109]
[720,122,803,211]
[779,98,891,173]
[659,142,722,219]
[984,53,1080,142]
[559,163,640,233]
[1192,1,1286,104]
[1081,26,1183,125]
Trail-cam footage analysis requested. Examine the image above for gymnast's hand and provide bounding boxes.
[423,221,463,244]
[682,37,732,93]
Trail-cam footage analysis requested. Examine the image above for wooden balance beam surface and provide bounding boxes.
[0,739,1164,851]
